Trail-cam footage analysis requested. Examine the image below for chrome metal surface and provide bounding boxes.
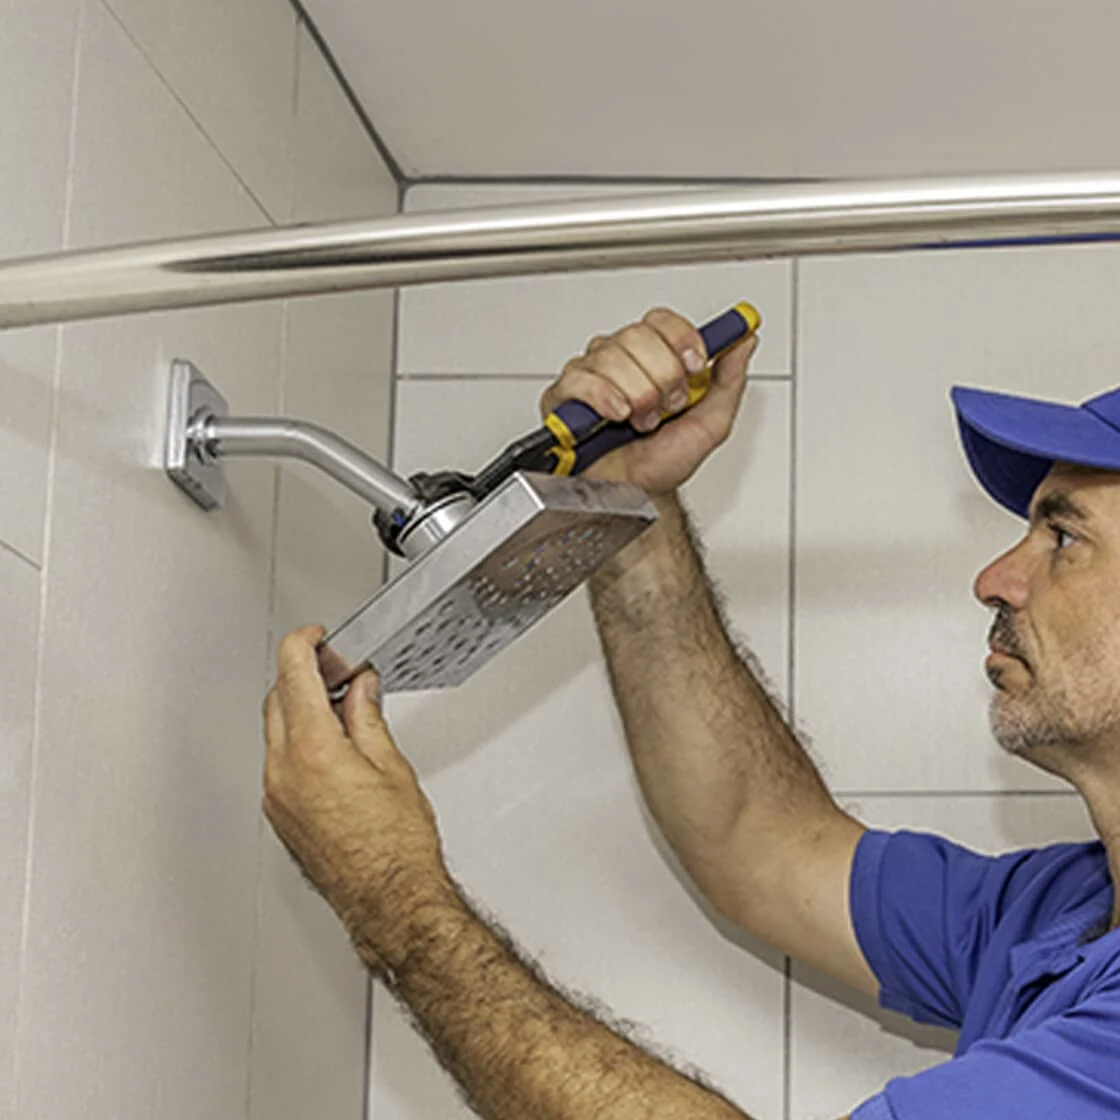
[8,172,1120,327]
[321,471,657,693]
[165,360,230,510]
[197,416,419,518]
[397,492,477,560]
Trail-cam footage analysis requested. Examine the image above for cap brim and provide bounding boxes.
[951,386,1120,517]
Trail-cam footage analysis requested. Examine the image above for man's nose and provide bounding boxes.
[973,543,1031,610]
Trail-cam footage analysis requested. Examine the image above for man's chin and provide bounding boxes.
[989,695,1077,762]
[989,695,1040,757]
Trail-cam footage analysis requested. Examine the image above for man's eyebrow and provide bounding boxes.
[1032,492,1092,525]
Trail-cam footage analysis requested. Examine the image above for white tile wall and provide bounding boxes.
[248,27,398,1120]
[14,8,282,1117]
[3,3,395,1119]
[99,0,298,219]
[790,793,1095,1120]
[400,184,792,377]
[0,0,82,259]
[0,320,60,569]
[371,367,791,1118]
[796,246,1120,794]
[0,550,40,1117]
[0,0,81,564]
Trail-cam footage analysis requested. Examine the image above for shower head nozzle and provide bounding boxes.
[320,471,657,693]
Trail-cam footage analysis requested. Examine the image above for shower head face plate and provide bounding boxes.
[321,472,657,693]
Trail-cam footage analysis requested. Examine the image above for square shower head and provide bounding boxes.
[320,472,657,693]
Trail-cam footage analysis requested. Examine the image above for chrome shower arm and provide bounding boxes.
[165,359,419,520]
[192,416,418,517]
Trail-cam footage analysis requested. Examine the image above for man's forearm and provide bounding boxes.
[361,877,749,1120]
[589,493,835,905]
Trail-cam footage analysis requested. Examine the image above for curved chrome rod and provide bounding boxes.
[192,416,419,518]
[6,172,1120,328]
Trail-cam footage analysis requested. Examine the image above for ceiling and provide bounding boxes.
[304,0,1120,183]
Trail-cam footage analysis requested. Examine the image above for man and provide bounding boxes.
[263,307,1120,1119]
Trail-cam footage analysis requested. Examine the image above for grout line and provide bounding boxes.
[283,2,302,226]
[96,0,277,225]
[364,254,405,1120]
[781,258,800,1120]
[11,2,87,1108]
[288,1,408,187]
[782,956,793,1120]
[363,972,375,1120]
[385,291,403,478]
[245,13,301,1104]
[243,306,291,1120]
[243,24,301,1096]
[0,538,41,572]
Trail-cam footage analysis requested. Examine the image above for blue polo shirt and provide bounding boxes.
[849,829,1120,1120]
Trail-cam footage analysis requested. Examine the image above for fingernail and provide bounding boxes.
[683,348,706,375]
[364,675,380,703]
[634,411,660,432]
[608,392,631,420]
[667,389,688,412]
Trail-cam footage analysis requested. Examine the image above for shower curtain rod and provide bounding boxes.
[4,171,1120,328]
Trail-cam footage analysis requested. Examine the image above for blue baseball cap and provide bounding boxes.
[952,384,1120,518]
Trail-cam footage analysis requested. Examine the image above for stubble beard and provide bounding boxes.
[988,661,1120,759]
[989,683,1081,756]
[986,606,1079,756]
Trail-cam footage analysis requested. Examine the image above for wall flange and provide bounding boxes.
[165,359,229,510]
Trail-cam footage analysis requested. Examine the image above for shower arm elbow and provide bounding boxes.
[190,414,420,520]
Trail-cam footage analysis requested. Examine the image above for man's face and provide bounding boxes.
[974,463,1120,762]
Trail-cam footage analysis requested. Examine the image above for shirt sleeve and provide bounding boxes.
[849,829,1044,1029]
[849,979,1120,1119]
[851,1093,896,1120]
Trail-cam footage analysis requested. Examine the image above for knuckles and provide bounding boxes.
[615,322,650,350]
[642,306,701,354]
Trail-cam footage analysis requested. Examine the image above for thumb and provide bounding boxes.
[342,671,396,766]
[689,333,756,426]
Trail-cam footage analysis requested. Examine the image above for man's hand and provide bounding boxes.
[540,306,758,494]
[262,626,451,973]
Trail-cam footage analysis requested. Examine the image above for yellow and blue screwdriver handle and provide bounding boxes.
[542,301,761,477]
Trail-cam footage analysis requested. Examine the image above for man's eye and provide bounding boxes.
[1052,525,1076,550]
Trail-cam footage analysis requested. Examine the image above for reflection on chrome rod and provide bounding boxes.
[4,171,1120,327]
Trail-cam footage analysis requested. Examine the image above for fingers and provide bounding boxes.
[315,640,353,690]
[262,687,287,800]
[263,688,287,752]
[541,366,631,424]
[275,625,333,736]
[640,307,708,376]
[686,334,758,443]
[542,307,706,430]
[342,671,397,768]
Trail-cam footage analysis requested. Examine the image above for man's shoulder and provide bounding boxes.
[865,829,1107,927]
[959,835,1110,950]
[1000,838,1108,914]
